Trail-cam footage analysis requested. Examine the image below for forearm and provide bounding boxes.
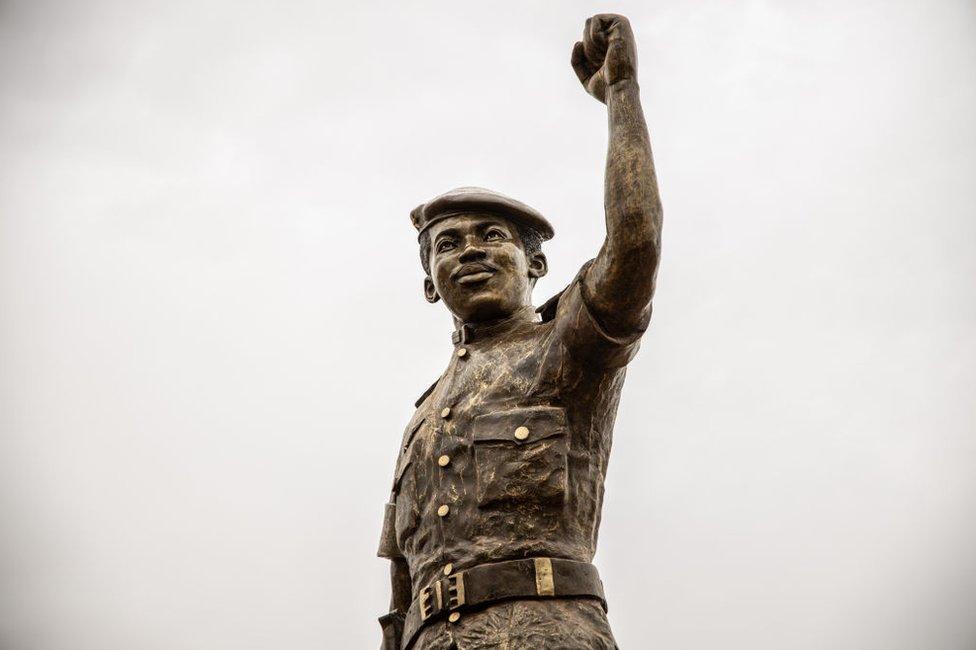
[605,80,661,247]
[587,79,662,334]
[378,559,411,649]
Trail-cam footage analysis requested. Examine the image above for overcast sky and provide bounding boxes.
[1,1,975,648]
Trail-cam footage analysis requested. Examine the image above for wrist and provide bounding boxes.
[607,78,639,98]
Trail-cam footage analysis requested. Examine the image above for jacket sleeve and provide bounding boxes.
[548,260,648,370]
[378,494,408,648]
[377,501,403,559]
[378,610,405,650]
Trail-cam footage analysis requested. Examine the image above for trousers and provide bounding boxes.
[411,598,617,650]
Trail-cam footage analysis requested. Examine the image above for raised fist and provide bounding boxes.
[571,14,638,104]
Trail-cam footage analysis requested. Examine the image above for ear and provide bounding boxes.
[527,252,548,281]
[424,276,440,303]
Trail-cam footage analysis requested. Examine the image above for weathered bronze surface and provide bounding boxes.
[378,14,662,649]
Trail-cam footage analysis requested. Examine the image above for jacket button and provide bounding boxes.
[514,426,530,441]
[441,407,452,418]
[438,455,451,467]
[456,348,467,358]
[443,563,453,575]
[437,504,450,517]
[448,612,461,623]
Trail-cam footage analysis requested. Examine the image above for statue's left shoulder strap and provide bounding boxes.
[414,377,439,408]
[536,259,596,323]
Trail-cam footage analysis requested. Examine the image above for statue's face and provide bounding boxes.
[425,214,547,323]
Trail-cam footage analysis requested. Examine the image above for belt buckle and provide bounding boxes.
[445,572,465,610]
[419,580,444,622]
[419,585,435,621]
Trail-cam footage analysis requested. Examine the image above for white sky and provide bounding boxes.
[1,1,974,648]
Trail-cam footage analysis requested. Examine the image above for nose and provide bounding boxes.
[458,240,487,263]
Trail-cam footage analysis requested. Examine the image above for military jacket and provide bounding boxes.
[378,262,649,601]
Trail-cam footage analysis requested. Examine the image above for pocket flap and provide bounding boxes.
[471,406,567,445]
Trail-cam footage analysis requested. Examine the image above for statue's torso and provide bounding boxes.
[386,266,643,597]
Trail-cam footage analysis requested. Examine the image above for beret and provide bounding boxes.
[410,187,555,241]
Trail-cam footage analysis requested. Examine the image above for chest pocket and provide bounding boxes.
[471,406,568,508]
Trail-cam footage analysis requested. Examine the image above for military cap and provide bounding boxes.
[410,187,555,241]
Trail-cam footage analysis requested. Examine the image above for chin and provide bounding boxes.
[452,291,516,323]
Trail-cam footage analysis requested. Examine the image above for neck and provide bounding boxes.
[452,304,538,341]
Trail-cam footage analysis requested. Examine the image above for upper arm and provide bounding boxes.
[550,261,649,370]
[582,232,660,340]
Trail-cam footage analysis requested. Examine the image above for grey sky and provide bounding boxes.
[1,1,974,648]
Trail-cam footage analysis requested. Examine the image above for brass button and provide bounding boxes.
[438,455,450,467]
[440,407,452,418]
[448,612,460,623]
[437,504,450,517]
[514,426,530,441]
[456,348,467,358]
[443,563,453,576]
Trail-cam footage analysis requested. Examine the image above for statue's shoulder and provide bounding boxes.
[535,290,564,323]
[413,377,439,408]
[535,259,596,323]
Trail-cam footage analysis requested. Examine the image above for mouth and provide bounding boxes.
[453,263,497,286]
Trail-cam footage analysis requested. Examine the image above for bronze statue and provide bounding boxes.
[377,14,662,649]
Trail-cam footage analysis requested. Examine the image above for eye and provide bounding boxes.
[436,239,456,253]
[484,229,505,241]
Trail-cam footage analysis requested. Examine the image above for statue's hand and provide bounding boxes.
[571,14,637,104]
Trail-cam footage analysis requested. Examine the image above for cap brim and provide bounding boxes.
[418,188,554,241]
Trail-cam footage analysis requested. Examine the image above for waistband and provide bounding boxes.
[402,557,606,650]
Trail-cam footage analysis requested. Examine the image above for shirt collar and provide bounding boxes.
[451,305,539,345]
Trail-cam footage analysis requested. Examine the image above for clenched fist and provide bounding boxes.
[571,14,638,104]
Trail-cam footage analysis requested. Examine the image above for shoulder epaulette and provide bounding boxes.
[414,379,439,408]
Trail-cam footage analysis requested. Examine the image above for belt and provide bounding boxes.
[402,557,606,650]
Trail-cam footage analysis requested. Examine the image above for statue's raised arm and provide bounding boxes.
[572,14,663,338]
